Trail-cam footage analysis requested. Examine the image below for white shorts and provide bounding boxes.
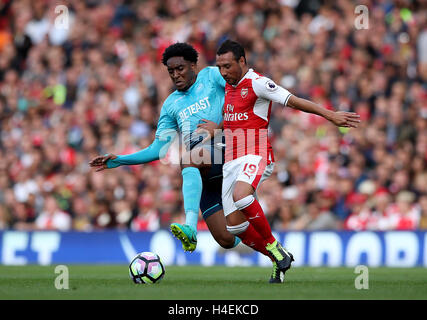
[222,154,274,216]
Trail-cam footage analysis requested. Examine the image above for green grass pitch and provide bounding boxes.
[0,265,426,300]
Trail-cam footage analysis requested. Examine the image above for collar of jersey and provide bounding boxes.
[232,68,253,88]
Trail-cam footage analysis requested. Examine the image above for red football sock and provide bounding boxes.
[237,223,273,261]
[235,195,276,245]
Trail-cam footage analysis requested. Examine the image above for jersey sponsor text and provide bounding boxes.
[178,97,211,121]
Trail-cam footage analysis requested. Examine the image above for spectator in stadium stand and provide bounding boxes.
[343,193,369,231]
[390,191,421,230]
[290,190,339,231]
[9,201,35,230]
[130,192,160,232]
[0,0,425,231]
[70,196,93,231]
[272,203,299,231]
[35,195,72,231]
[92,199,118,230]
[331,175,354,222]
[307,190,339,230]
[366,188,394,231]
[418,195,427,229]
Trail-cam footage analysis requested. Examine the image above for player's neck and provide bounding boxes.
[188,74,197,89]
[179,74,197,92]
[235,67,249,86]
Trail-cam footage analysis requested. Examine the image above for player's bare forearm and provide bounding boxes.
[287,95,361,128]
[287,95,333,119]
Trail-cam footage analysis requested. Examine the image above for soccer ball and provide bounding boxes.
[129,252,165,284]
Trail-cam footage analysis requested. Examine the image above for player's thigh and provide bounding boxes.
[200,176,235,247]
[233,155,274,199]
[235,154,265,187]
[200,174,222,216]
[232,181,255,202]
[222,156,258,215]
[223,155,263,204]
[222,160,240,217]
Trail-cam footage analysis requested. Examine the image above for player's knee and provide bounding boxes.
[226,221,249,248]
[233,194,255,211]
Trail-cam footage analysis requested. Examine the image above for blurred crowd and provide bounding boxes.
[0,0,426,233]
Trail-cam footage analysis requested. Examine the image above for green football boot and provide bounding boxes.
[170,223,197,252]
[266,240,294,278]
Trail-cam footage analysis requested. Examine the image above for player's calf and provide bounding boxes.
[205,209,241,249]
[213,231,240,249]
[228,221,270,257]
[227,220,289,283]
[234,194,276,244]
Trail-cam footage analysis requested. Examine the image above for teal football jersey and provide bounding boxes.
[155,66,226,148]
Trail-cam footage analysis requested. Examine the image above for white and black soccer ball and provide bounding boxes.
[129,252,165,284]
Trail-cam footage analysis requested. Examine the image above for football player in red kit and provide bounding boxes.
[214,40,360,282]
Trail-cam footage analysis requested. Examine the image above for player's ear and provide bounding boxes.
[238,56,246,66]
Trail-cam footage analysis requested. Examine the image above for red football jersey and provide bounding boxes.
[223,69,292,163]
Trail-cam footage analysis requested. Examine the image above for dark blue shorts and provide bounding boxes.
[192,135,225,220]
[200,175,223,220]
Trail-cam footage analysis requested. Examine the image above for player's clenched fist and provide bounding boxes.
[89,154,117,172]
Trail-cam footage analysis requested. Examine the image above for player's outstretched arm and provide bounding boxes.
[89,153,118,172]
[287,95,361,128]
[89,137,173,172]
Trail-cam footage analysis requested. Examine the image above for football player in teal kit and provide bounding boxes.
[89,43,240,252]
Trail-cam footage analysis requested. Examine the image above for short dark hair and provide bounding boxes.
[216,40,246,63]
[162,42,198,65]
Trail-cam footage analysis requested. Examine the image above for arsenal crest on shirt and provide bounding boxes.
[241,88,248,98]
